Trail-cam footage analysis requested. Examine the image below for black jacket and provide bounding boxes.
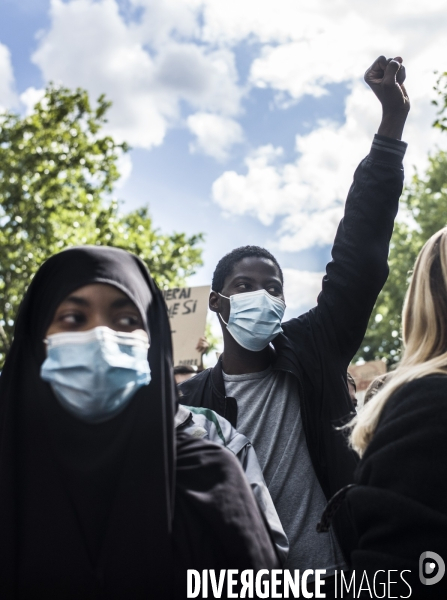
[346,376,447,597]
[179,134,407,561]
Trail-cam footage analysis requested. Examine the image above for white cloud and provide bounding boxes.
[20,87,46,115]
[283,268,324,313]
[193,0,444,253]
[212,66,447,253]
[0,43,17,110]
[212,82,378,249]
[279,208,344,253]
[27,0,447,252]
[33,0,166,148]
[249,15,393,104]
[212,145,302,224]
[187,112,243,161]
[114,152,133,189]
[201,0,322,45]
[32,0,242,151]
[129,0,202,45]
[201,0,447,249]
[154,44,241,116]
[199,0,446,48]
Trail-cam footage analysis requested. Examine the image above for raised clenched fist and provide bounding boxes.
[365,55,410,116]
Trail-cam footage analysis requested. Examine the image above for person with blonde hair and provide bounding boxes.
[337,228,447,596]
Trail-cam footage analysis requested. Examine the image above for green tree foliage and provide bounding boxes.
[354,75,447,365]
[433,71,447,132]
[0,85,203,365]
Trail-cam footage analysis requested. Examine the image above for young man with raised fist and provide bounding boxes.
[179,55,410,591]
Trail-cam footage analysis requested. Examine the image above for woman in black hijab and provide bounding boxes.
[0,246,278,599]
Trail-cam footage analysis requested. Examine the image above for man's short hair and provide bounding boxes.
[212,246,283,293]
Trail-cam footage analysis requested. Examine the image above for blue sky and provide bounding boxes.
[1,0,446,335]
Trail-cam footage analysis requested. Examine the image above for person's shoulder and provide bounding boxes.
[387,375,447,405]
[381,375,447,424]
[175,430,243,478]
[360,375,447,478]
[178,368,212,396]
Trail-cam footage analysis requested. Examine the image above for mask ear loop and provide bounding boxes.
[218,313,229,326]
[215,292,230,326]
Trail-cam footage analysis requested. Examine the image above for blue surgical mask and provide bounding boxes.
[218,289,286,352]
[40,326,151,423]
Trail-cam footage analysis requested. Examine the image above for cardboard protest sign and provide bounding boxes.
[162,285,210,367]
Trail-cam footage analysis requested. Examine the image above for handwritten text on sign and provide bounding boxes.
[163,285,210,367]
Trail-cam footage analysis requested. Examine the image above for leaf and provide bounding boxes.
[0,84,203,367]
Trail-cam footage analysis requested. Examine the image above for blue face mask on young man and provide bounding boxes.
[218,289,286,352]
[40,326,151,423]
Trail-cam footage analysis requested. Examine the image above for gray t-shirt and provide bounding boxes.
[223,366,346,575]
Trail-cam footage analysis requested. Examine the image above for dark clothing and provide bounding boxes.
[179,134,407,562]
[346,376,447,598]
[174,431,280,595]
[0,247,174,599]
[0,246,278,599]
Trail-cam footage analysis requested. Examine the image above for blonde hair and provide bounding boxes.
[349,227,447,456]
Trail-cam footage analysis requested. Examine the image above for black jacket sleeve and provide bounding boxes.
[285,135,406,368]
[346,376,447,597]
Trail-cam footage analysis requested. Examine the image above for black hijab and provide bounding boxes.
[0,246,279,599]
[0,246,176,599]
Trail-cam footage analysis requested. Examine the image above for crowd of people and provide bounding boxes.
[0,54,446,599]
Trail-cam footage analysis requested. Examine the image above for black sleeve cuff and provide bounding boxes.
[370,134,407,165]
